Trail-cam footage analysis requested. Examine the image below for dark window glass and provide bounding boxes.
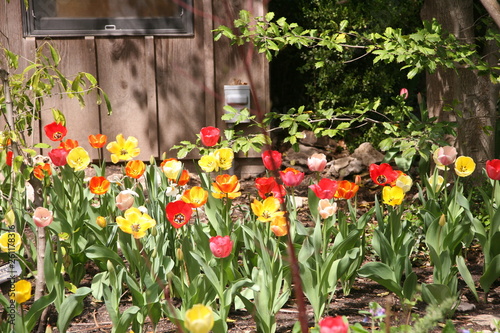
[22,0,193,37]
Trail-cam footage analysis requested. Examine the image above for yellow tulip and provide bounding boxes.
[428,174,444,192]
[184,304,214,333]
[382,186,404,206]
[162,159,183,180]
[66,147,90,171]
[11,279,32,304]
[198,154,218,173]
[106,134,140,164]
[395,174,412,193]
[116,207,156,239]
[214,148,234,171]
[0,232,21,252]
[455,156,476,177]
[251,197,285,222]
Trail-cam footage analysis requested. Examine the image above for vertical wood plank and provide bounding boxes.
[37,38,101,158]
[96,37,157,161]
[156,0,208,159]
[145,36,159,158]
[203,0,216,127]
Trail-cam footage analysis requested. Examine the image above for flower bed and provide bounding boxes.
[1,122,500,333]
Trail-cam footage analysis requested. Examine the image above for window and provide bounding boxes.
[22,0,194,37]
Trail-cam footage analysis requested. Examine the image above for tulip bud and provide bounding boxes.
[4,209,15,227]
[96,216,107,228]
[354,175,362,186]
[439,214,446,227]
[176,248,184,261]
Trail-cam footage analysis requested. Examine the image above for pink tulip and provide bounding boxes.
[33,207,53,228]
[116,191,136,211]
[307,153,327,172]
[48,148,69,166]
[436,146,457,166]
[209,235,233,258]
[279,167,304,187]
[318,199,337,219]
[399,88,409,99]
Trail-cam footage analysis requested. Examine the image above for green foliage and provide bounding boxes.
[0,42,111,150]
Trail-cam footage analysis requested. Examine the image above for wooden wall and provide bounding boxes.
[0,0,269,163]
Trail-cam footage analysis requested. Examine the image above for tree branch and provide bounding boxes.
[480,0,500,30]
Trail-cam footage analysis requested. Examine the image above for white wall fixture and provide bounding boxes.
[223,85,251,123]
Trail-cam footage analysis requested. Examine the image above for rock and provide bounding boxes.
[326,156,364,180]
[351,142,385,166]
[456,302,476,312]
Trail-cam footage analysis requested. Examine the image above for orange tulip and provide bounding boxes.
[33,163,52,180]
[271,216,288,236]
[89,176,111,195]
[125,160,146,179]
[181,186,208,208]
[58,139,79,151]
[88,134,107,148]
[173,169,190,186]
[212,174,241,199]
[334,180,359,200]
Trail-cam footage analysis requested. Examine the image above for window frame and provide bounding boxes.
[21,0,194,37]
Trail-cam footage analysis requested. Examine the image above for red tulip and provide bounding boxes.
[486,159,500,180]
[309,178,338,199]
[318,316,349,333]
[44,122,67,142]
[262,150,282,170]
[48,148,69,166]
[209,235,233,258]
[6,151,13,167]
[279,167,304,187]
[200,126,221,147]
[369,163,399,186]
[166,200,192,228]
[255,177,278,196]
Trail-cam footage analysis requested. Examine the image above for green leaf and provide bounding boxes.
[25,290,57,332]
[456,256,478,301]
[57,287,92,332]
[33,143,51,149]
[358,262,403,298]
[115,306,140,333]
[480,254,500,293]
[421,283,453,308]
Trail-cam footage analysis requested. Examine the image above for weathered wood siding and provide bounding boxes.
[0,0,269,162]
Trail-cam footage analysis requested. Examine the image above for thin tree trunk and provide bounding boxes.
[421,0,499,176]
